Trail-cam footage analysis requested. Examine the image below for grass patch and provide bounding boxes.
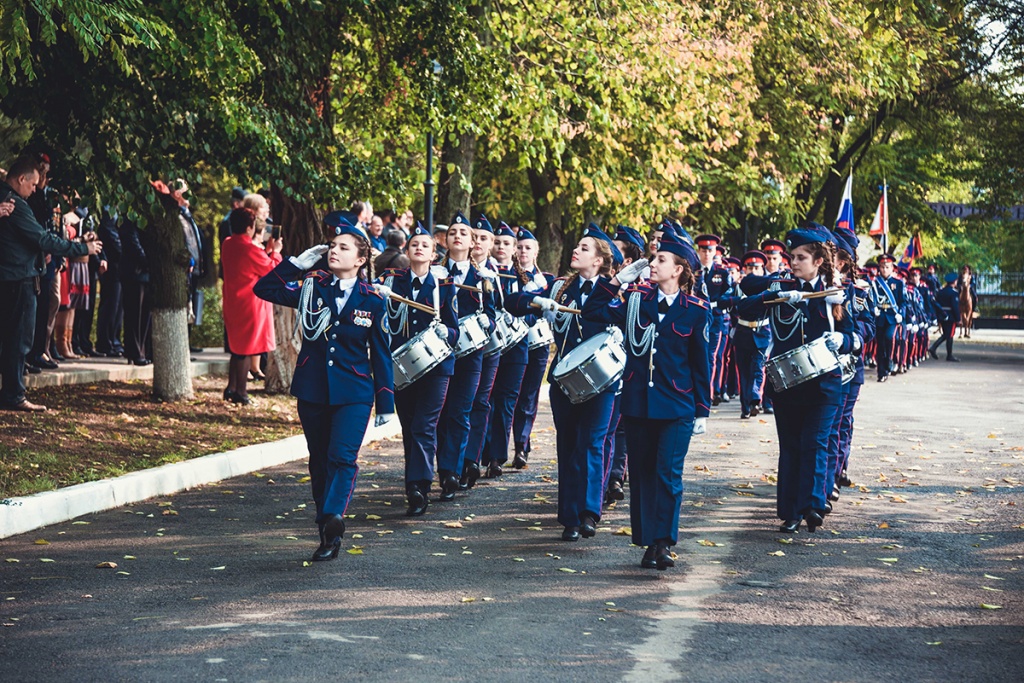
[0,376,302,499]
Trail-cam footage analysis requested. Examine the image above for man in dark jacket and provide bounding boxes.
[373,230,409,272]
[95,207,124,356]
[0,156,102,411]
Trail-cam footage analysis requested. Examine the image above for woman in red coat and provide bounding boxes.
[221,207,282,403]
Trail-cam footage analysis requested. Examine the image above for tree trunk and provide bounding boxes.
[143,206,194,401]
[435,132,477,222]
[527,165,566,273]
[264,185,325,394]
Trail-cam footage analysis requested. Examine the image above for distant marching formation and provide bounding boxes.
[253,211,964,570]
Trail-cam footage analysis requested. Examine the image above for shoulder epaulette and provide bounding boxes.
[359,281,383,298]
[381,267,408,277]
[686,294,710,309]
[308,269,331,283]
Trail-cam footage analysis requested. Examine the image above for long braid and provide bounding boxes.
[814,242,843,321]
[512,252,530,286]
[559,272,580,305]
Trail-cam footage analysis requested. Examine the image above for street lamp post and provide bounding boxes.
[424,60,443,231]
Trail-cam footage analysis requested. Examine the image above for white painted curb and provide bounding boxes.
[0,418,401,540]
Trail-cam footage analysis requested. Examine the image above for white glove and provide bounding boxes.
[542,309,559,324]
[475,265,498,281]
[775,290,802,303]
[616,258,649,285]
[373,283,393,299]
[909,324,917,333]
[639,265,651,281]
[374,413,395,427]
[607,326,624,345]
[824,292,846,305]
[693,417,707,435]
[895,313,903,324]
[823,331,844,352]
[852,333,862,352]
[289,244,329,270]
[430,265,449,280]
[532,296,559,312]
[525,272,547,293]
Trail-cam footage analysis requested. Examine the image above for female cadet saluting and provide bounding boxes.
[377,223,459,516]
[510,227,549,469]
[254,212,394,562]
[434,212,496,495]
[736,225,854,534]
[582,229,710,570]
[505,224,623,542]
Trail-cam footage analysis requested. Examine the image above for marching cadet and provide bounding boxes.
[929,272,961,362]
[694,234,735,405]
[377,223,459,516]
[734,251,772,419]
[761,239,787,276]
[253,212,394,562]
[434,213,496,496]
[463,215,503,478]
[505,224,624,542]
[722,256,743,401]
[872,253,907,382]
[581,228,710,570]
[737,225,855,534]
[510,226,550,469]
[827,228,875,499]
[485,221,531,475]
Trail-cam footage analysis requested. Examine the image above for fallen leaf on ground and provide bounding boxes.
[877,522,890,529]
[778,538,793,544]
[39,558,55,563]
[365,514,381,520]
[559,567,577,573]
[5,559,20,563]
[614,527,631,536]
[461,597,476,603]
[95,562,117,569]
[347,548,363,555]
[979,603,1002,610]
[116,571,130,575]
[768,550,785,557]
[926,641,942,646]
[984,574,1005,581]
[33,539,50,545]
[877,558,899,563]
[431,553,446,557]
[210,566,226,571]
[443,521,463,529]
[982,586,1004,592]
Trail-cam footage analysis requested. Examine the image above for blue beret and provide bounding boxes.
[830,230,855,257]
[785,227,830,251]
[410,221,432,238]
[944,272,958,284]
[658,229,700,272]
[324,210,367,240]
[473,213,494,233]
[614,225,646,251]
[517,226,537,241]
[495,221,517,239]
[835,226,859,249]
[451,211,471,227]
[582,223,623,266]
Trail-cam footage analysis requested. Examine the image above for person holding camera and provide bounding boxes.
[220,207,282,404]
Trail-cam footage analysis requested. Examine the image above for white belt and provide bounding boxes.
[710,301,718,309]
[737,318,767,329]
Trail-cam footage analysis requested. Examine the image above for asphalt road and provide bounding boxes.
[2,343,1022,682]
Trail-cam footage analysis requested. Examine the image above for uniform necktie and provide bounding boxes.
[580,281,594,296]
[412,277,423,290]
[802,281,815,293]
[450,265,462,279]
[658,298,670,314]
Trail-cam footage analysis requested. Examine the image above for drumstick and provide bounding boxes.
[390,294,436,315]
[495,272,517,279]
[531,301,582,315]
[455,283,483,293]
[766,288,844,304]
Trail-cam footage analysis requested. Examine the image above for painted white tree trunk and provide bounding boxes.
[151,307,194,401]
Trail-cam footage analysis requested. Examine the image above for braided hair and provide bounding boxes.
[512,252,531,286]
[665,253,696,295]
[806,241,843,321]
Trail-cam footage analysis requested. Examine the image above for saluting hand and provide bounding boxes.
[616,258,649,285]
[289,244,329,270]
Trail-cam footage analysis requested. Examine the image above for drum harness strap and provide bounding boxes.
[548,279,576,359]
[382,273,442,339]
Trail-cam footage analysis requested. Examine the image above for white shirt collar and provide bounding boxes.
[657,290,679,304]
[798,275,820,289]
[331,275,358,291]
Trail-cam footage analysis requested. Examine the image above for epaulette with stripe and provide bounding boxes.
[686,294,710,309]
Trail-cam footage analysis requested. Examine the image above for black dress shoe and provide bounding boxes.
[512,448,528,469]
[406,486,429,517]
[230,392,251,405]
[104,350,122,358]
[606,479,625,502]
[486,463,503,478]
[189,346,204,353]
[740,412,751,419]
[31,356,59,370]
[824,501,833,514]
[579,514,598,538]
[712,394,721,406]
[561,526,580,542]
[719,393,731,403]
[459,462,481,490]
[837,470,852,487]
[223,388,236,401]
[946,356,960,362]
[654,543,675,570]
[133,358,152,366]
[929,349,939,360]
[25,364,41,375]
[779,519,801,533]
[750,401,761,417]
[829,484,841,502]
[640,545,658,569]
[877,375,888,383]
[51,349,66,362]
[311,537,341,562]
[323,514,345,541]
[763,405,774,415]
[804,510,824,533]
[439,472,459,501]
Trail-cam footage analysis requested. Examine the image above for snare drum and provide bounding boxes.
[765,336,841,392]
[527,318,554,350]
[838,353,857,385]
[392,322,453,391]
[500,314,530,355]
[454,311,490,358]
[552,330,626,404]
[481,312,512,357]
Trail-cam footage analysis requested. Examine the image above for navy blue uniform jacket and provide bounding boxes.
[581,278,712,421]
[255,260,394,414]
